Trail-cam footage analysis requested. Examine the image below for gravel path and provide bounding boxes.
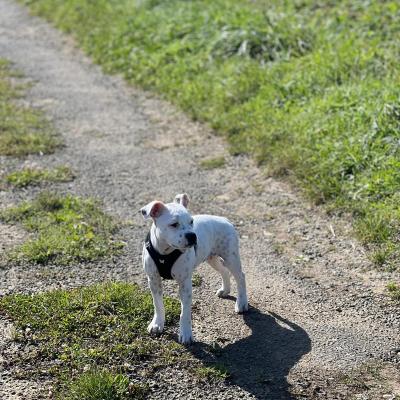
[0,1,399,399]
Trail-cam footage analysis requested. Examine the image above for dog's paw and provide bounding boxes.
[178,328,193,345]
[147,319,164,335]
[216,287,230,298]
[235,298,249,314]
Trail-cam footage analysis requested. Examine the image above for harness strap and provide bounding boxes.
[145,232,183,280]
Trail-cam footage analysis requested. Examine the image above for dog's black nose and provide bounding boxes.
[185,232,197,246]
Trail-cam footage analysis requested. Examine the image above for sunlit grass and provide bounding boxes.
[20,0,400,268]
[0,58,59,156]
[5,166,74,187]
[0,192,123,264]
[0,282,180,398]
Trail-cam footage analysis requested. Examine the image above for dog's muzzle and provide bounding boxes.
[185,232,197,247]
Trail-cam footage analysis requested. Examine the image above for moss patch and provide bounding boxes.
[0,191,123,264]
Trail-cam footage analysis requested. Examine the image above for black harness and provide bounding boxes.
[145,232,183,280]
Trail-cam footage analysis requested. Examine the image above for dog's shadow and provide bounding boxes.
[190,301,311,399]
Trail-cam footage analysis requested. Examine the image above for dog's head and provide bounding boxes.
[140,193,197,250]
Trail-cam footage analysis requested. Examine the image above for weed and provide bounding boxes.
[0,282,179,397]
[387,282,400,300]
[194,364,230,381]
[61,370,148,400]
[208,341,223,356]
[333,361,400,399]
[251,182,264,195]
[272,243,285,256]
[6,166,75,187]
[0,191,123,264]
[18,0,400,267]
[0,58,59,156]
[192,273,202,287]
[199,156,226,170]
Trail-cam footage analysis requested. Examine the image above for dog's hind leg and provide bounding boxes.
[222,252,248,313]
[207,255,231,298]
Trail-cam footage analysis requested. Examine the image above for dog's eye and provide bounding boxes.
[190,219,194,225]
[170,222,179,228]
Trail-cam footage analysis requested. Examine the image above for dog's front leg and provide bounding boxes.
[146,272,165,335]
[177,276,193,344]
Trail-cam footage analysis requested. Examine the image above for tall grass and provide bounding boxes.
[21,0,400,267]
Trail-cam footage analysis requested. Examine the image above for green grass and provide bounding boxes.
[0,58,59,156]
[0,191,123,264]
[62,370,147,400]
[19,0,400,268]
[192,273,203,287]
[199,156,226,170]
[0,282,180,398]
[194,364,230,380]
[387,282,400,300]
[5,166,75,187]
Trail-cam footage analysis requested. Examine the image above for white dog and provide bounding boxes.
[141,193,248,344]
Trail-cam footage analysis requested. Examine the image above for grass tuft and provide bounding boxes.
[387,282,400,301]
[194,364,230,381]
[0,191,123,264]
[199,157,226,170]
[61,370,148,400]
[192,273,202,287]
[0,282,179,397]
[0,58,60,156]
[5,166,75,187]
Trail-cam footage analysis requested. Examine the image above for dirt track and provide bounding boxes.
[0,1,399,399]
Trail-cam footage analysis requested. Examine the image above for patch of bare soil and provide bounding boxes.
[0,0,399,399]
[0,223,27,256]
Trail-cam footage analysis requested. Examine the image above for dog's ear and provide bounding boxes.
[174,193,190,209]
[140,201,166,220]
